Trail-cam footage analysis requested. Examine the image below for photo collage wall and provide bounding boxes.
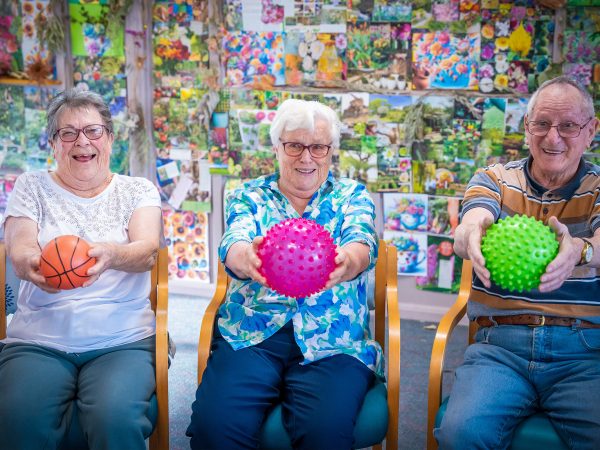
[211,0,600,292]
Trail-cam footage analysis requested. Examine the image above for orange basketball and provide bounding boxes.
[40,235,96,290]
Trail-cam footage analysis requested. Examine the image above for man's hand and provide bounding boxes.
[454,210,494,288]
[538,216,580,292]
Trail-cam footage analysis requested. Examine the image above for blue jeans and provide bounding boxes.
[187,320,374,450]
[435,324,600,450]
[0,337,155,450]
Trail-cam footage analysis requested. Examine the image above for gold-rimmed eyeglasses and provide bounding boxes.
[54,124,110,142]
[525,117,593,138]
[280,141,332,158]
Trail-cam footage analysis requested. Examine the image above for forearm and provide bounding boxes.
[100,206,161,273]
[4,217,42,278]
[103,240,158,272]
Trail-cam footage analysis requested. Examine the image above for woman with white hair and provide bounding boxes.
[187,99,381,449]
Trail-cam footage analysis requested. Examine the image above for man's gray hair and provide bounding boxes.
[47,88,113,141]
[269,99,341,149]
[527,76,595,118]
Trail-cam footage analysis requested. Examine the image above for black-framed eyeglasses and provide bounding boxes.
[280,141,332,158]
[54,124,110,142]
[525,117,593,138]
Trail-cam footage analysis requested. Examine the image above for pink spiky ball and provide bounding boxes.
[257,218,337,298]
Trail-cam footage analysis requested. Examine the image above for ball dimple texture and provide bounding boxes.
[481,214,559,292]
[257,218,336,298]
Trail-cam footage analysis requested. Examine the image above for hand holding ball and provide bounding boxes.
[481,215,559,292]
[257,218,336,298]
[40,235,96,289]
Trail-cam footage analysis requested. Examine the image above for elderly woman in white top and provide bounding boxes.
[0,88,162,450]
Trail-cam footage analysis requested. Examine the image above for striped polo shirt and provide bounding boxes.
[461,157,600,323]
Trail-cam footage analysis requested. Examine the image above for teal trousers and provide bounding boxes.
[0,336,155,450]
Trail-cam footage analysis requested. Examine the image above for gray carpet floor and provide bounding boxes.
[167,294,467,450]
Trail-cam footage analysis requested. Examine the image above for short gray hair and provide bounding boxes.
[269,99,341,149]
[527,76,595,119]
[47,88,113,141]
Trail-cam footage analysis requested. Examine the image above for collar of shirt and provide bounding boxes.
[524,156,586,199]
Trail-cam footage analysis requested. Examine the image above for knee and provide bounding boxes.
[83,398,151,436]
[187,399,263,449]
[436,414,497,450]
[291,412,355,449]
[0,391,55,431]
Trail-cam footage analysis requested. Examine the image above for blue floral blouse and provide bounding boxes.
[218,171,384,377]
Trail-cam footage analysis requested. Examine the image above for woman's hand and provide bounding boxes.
[17,252,61,293]
[225,238,267,285]
[4,217,60,293]
[83,242,117,287]
[323,242,370,291]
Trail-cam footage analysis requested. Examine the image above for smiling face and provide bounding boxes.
[525,84,598,189]
[50,106,113,191]
[275,118,333,211]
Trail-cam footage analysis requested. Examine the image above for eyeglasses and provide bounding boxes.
[525,117,593,138]
[54,124,110,142]
[280,142,332,158]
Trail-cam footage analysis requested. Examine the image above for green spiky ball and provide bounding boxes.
[481,214,559,292]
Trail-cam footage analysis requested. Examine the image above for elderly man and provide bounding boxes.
[436,76,600,449]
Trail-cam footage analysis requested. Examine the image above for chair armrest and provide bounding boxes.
[426,259,472,450]
[197,261,229,385]
[385,244,400,450]
[151,247,169,450]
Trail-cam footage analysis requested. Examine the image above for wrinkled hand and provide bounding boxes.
[16,253,60,294]
[224,238,267,284]
[244,237,267,285]
[323,246,351,291]
[84,242,117,287]
[455,216,494,288]
[538,216,579,292]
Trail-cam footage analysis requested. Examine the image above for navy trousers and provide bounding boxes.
[187,321,374,450]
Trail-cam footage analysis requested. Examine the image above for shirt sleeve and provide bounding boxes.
[339,183,378,271]
[133,177,161,209]
[1,173,40,228]
[219,187,260,279]
[459,168,502,221]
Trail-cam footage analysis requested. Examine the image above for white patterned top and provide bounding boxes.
[1,170,161,352]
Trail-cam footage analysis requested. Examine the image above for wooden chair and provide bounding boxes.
[198,239,400,449]
[0,243,170,450]
[427,259,567,450]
